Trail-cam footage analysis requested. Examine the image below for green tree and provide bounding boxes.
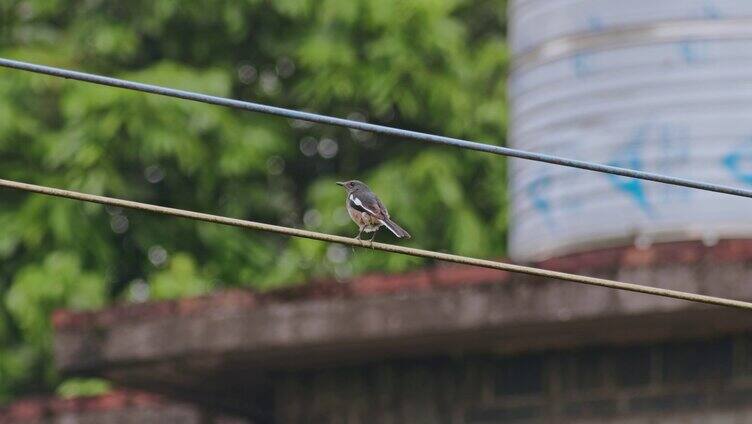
[0,0,508,401]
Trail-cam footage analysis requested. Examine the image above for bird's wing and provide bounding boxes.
[372,196,390,219]
[349,192,389,220]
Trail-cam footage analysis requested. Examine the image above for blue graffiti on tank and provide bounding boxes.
[703,1,721,19]
[679,41,699,64]
[587,15,604,32]
[526,173,556,229]
[572,53,591,78]
[607,127,653,216]
[723,139,752,186]
[656,123,692,202]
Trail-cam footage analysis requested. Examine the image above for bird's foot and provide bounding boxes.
[353,230,363,253]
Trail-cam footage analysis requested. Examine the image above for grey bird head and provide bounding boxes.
[336,180,369,193]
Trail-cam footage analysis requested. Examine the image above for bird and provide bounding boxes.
[336,180,411,242]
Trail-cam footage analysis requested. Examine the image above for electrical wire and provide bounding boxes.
[3,57,752,200]
[0,177,750,310]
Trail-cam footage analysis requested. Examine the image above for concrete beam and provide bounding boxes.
[50,240,752,405]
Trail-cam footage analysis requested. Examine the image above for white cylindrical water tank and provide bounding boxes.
[508,0,752,261]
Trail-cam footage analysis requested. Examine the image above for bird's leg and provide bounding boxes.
[368,231,377,248]
[352,227,364,254]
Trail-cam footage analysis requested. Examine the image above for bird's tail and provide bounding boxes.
[380,218,411,239]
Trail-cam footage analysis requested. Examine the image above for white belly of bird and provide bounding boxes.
[348,208,382,232]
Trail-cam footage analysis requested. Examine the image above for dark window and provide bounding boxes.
[561,348,607,392]
[734,334,752,378]
[494,354,545,396]
[613,346,652,388]
[661,339,732,384]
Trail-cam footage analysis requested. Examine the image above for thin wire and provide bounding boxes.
[0,178,750,310]
[3,57,752,200]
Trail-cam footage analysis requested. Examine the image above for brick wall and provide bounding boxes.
[274,333,752,423]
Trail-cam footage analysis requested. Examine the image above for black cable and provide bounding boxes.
[3,57,752,199]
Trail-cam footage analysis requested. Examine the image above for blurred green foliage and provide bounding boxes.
[0,0,508,401]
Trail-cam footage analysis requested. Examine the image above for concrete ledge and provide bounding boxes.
[51,240,752,412]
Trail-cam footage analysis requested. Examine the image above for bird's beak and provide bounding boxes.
[336,181,345,186]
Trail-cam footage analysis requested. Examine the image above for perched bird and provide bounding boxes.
[336,180,411,241]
